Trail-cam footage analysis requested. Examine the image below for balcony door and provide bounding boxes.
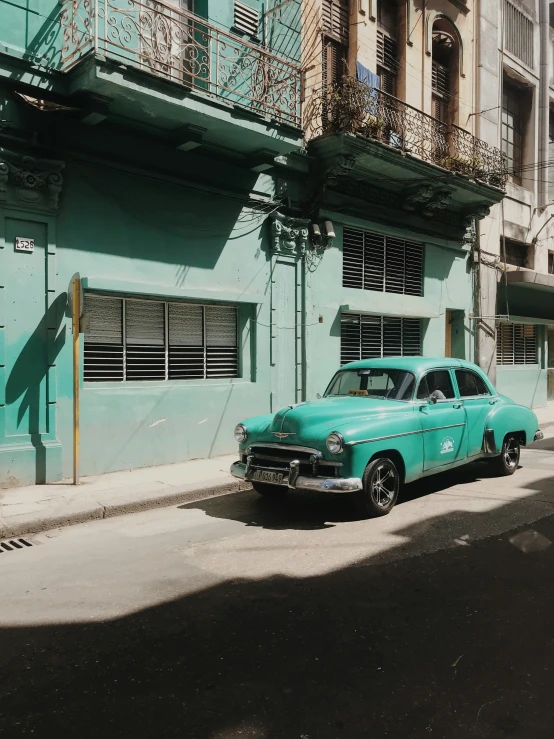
[141,0,199,85]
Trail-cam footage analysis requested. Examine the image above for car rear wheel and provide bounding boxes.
[252,482,288,497]
[353,457,400,518]
[489,434,521,476]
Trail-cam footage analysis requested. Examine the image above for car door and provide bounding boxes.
[417,369,468,471]
[453,368,495,458]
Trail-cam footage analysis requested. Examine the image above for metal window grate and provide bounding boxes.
[322,0,349,43]
[496,322,537,365]
[504,0,534,68]
[342,227,424,296]
[340,314,421,365]
[84,294,239,382]
[234,1,259,36]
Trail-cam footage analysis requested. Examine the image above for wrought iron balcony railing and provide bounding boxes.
[60,0,301,127]
[305,78,506,189]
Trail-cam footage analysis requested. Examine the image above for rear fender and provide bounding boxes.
[484,405,538,454]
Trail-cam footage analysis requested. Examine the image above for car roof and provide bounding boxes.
[340,357,482,376]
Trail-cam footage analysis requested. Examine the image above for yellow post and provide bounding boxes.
[72,277,80,485]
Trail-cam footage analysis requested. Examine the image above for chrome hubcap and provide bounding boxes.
[504,438,519,468]
[371,465,396,508]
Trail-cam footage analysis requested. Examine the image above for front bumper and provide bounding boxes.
[230,461,362,494]
[534,430,544,442]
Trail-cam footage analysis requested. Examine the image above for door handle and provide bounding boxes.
[453,403,463,409]
[489,399,498,405]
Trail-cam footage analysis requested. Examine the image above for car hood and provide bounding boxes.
[255,396,414,445]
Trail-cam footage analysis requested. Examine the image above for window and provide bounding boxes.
[343,227,424,296]
[431,21,455,125]
[496,322,537,365]
[504,0,534,68]
[431,60,450,123]
[325,368,415,401]
[548,108,554,202]
[454,369,490,397]
[502,83,524,182]
[549,251,554,274]
[83,294,239,382]
[416,370,455,400]
[322,0,349,43]
[322,36,347,88]
[340,314,421,365]
[503,239,529,268]
[377,0,398,97]
[234,1,260,36]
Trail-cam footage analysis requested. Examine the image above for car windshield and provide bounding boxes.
[325,369,415,401]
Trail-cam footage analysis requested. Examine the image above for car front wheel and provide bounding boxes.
[353,457,400,518]
[490,434,521,476]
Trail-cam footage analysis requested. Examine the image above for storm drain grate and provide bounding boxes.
[0,538,33,553]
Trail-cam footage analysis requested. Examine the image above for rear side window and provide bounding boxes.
[416,370,455,400]
[455,369,490,397]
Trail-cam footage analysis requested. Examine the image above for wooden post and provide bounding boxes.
[72,277,80,485]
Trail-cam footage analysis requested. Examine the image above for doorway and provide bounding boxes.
[445,310,466,359]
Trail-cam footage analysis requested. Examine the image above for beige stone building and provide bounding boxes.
[475,0,554,407]
[301,0,554,408]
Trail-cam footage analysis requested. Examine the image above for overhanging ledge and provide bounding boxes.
[506,270,554,291]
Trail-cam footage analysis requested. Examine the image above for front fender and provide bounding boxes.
[339,412,424,482]
[484,404,539,453]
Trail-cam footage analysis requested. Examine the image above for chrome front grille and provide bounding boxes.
[244,444,341,478]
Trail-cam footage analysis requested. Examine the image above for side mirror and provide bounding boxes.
[428,396,438,405]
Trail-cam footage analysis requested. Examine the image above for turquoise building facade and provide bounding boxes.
[0,0,505,486]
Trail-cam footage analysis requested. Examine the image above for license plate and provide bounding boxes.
[251,470,284,485]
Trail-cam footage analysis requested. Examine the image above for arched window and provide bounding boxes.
[431,17,459,125]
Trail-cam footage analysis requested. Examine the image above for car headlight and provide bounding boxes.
[326,432,344,454]
[234,424,248,443]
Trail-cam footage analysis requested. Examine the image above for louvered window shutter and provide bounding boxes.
[322,0,349,43]
[343,228,423,296]
[83,295,124,381]
[496,322,537,365]
[168,303,204,379]
[341,314,422,364]
[234,1,260,36]
[206,306,238,378]
[83,294,239,382]
[125,300,166,381]
[376,31,397,96]
[322,37,347,88]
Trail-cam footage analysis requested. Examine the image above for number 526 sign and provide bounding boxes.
[15,237,34,253]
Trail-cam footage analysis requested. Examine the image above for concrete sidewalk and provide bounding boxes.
[0,455,248,538]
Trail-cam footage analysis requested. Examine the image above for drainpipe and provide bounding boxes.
[539,0,549,207]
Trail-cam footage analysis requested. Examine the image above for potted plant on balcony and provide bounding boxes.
[325,77,385,139]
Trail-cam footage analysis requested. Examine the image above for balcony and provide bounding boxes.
[57,0,301,154]
[304,78,506,239]
[305,78,506,188]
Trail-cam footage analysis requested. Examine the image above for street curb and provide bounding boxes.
[0,480,251,539]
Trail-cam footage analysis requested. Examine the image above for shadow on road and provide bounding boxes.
[178,460,501,532]
[2,474,554,738]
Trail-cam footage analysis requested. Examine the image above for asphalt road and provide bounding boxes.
[3,439,554,738]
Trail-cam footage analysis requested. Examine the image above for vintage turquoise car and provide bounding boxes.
[230,357,543,517]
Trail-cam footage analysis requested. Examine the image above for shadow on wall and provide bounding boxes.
[5,293,67,483]
[3,471,554,735]
[56,158,266,285]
